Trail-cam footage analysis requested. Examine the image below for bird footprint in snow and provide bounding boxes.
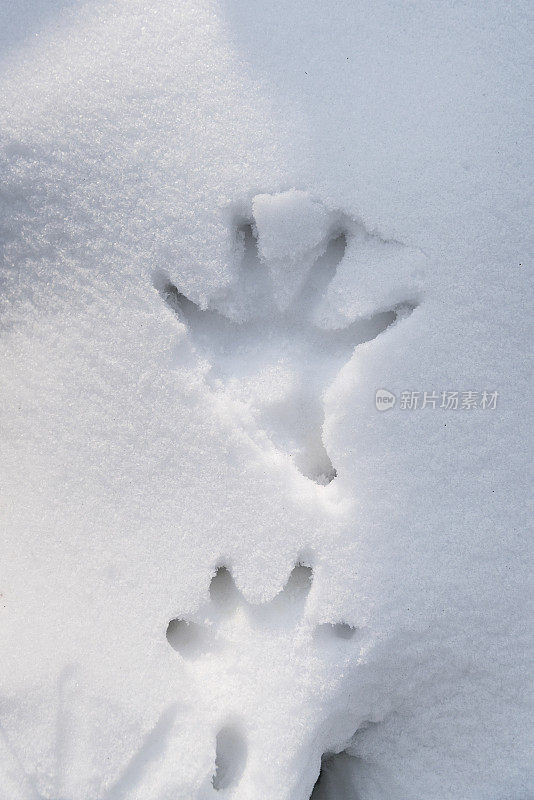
[157,192,418,484]
[166,564,358,794]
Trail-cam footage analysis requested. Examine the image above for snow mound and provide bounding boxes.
[252,190,332,308]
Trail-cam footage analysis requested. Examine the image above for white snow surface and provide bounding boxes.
[0,1,532,799]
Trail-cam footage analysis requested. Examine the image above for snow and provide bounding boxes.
[0,0,532,799]
[252,191,332,309]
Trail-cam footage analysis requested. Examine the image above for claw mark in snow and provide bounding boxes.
[166,564,314,661]
[212,725,247,791]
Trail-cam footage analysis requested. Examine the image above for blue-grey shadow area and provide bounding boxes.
[0,0,85,62]
[219,0,357,122]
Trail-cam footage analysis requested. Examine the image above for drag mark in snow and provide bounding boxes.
[157,198,418,485]
[102,704,179,800]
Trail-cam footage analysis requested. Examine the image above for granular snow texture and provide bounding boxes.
[0,1,532,799]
